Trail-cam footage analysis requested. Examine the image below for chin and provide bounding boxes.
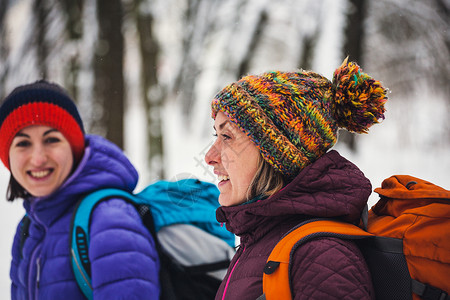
[218,198,227,207]
[218,196,233,207]
[28,187,55,198]
[219,196,245,207]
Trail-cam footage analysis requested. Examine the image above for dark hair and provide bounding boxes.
[7,175,29,201]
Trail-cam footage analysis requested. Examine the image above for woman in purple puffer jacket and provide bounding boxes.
[205,59,388,300]
[0,80,159,299]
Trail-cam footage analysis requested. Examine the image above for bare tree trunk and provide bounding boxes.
[60,0,84,99]
[173,0,221,118]
[0,0,9,96]
[433,0,450,88]
[344,0,366,63]
[237,10,268,78]
[60,0,84,40]
[298,35,315,70]
[434,0,450,142]
[340,0,367,150]
[134,0,165,179]
[173,0,203,117]
[93,0,125,148]
[34,0,49,79]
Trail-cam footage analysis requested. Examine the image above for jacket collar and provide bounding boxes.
[216,150,371,243]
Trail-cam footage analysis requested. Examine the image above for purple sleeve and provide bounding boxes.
[89,198,160,299]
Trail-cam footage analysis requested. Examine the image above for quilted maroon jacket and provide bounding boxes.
[215,150,375,300]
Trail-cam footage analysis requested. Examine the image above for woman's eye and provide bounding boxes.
[221,134,231,140]
[15,140,31,147]
[213,131,231,140]
[45,137,60,144]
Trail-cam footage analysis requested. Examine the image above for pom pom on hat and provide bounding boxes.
[332,58,387,133]
[211,58,388,179]
[0,80,85,169]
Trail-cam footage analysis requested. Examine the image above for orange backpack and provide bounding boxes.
[260,175,450,300]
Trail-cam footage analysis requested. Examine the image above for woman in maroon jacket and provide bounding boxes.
[205,59,388,300]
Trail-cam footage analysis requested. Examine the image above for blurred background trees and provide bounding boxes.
[0,0,449,183]
[1,2,449,294]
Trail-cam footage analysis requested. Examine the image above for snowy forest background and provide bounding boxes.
[0,0,449,295]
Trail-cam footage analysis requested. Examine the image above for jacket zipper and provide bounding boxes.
[27,207,46,300]
[36,257,41,289]
[221,246,245,300]
[28,244,41,300]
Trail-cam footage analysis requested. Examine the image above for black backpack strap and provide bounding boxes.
[134,204,158,241]
[361,204,369,230]
[19,215,31,259]
[182,259,231,275]
[118,202,183,300]
[412,279,449,300]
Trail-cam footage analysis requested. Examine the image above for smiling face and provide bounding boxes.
[8,125,74,197]
[205,112,261,206]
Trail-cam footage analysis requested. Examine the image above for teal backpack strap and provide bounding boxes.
[70,188,137,300]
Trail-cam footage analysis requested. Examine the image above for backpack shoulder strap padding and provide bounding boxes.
[70,188,139,300]
[262,219,373,300]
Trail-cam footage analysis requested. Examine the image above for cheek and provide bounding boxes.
[8,150,22,176]
[9,162,19,180]
[234,152,259,191]
[238,165,258,192]
[8,153,27,189]
[242,145,260,174]
[241,148,260,186]
[59,151,74,172]
[53,145,74,175]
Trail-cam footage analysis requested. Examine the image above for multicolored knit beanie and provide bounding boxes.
[211,58,387,179]
[0,80,85,169]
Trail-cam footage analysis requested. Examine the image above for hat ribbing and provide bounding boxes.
[211,59,387,178]
[0,80,85,169]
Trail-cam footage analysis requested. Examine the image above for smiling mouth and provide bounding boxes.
[29,169,52,179]
[218,175,230,182]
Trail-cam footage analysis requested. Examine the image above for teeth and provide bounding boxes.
[218,175,230,181]
[30,170,50,178]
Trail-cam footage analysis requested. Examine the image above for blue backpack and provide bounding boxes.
[21,179,235,300]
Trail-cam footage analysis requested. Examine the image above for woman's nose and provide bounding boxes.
[30,145,47,166]
[205,141,220,166]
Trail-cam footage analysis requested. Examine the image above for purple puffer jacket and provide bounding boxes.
[10,135,160,300]
[215,150,375,300]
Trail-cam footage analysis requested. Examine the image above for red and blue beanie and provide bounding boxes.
[211,59,388,179]
[0,80,85,169]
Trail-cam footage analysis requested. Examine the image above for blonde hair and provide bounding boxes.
[246,155,285,201]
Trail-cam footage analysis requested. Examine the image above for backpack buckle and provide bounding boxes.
[412,279,449,300]
[263,261,280,275]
